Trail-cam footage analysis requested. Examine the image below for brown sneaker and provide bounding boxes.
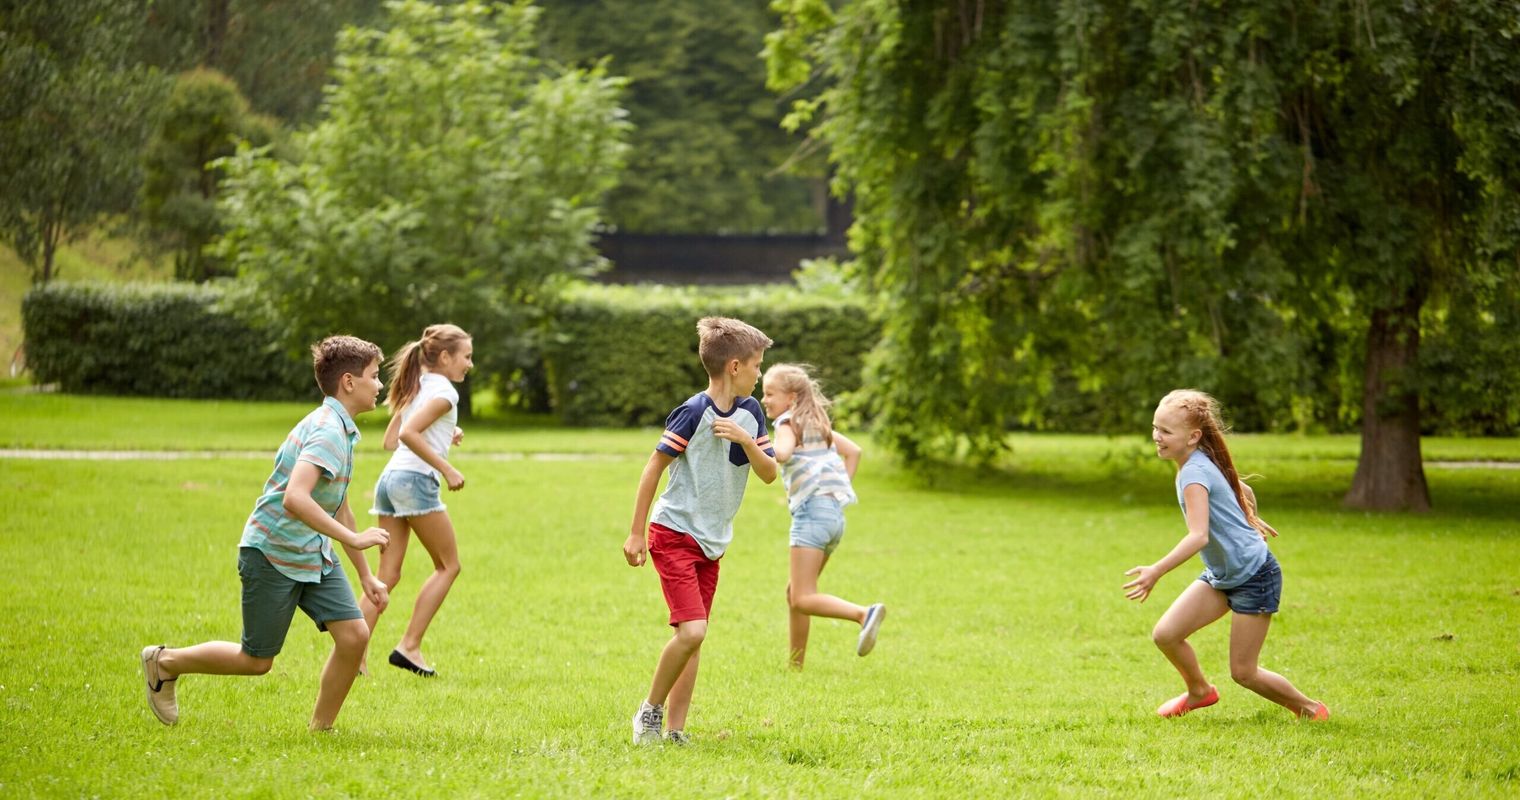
[140,645,178,725]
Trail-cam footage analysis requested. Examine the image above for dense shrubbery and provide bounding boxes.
[543,283,876,426]
[22,282,312,400]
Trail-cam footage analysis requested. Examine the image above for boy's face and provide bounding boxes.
[731,352,763,395]
[344,359,384,412]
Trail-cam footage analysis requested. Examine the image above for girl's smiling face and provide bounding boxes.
[438,340,474,382]
[760,376,795,421]
[1152,402,1200,462]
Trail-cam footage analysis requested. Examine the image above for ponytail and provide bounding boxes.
[1160,390,1272,538]
[385,323,472,412]
[765,363,834,446]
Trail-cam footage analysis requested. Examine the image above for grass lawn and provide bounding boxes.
[0,396,1516,797]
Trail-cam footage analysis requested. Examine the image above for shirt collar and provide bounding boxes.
[321,395,362,441]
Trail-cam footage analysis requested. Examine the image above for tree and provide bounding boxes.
[215,0,629,385]
[0,1,169,282]
[141,68,277,282]
[537,0,822,232]
[766,1,1520,509]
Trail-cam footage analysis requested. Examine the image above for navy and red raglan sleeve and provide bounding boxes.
[656,399,702,458]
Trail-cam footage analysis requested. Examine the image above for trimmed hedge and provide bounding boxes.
[544,283,877,426]
[23,282,312,400]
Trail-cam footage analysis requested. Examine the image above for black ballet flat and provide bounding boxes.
[388,649,437,678]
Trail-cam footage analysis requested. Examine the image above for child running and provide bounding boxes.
[1124,389,1329,720]
[358,323,472,678]
[624,317,778,746]
[760,363,884,669]
[139,335,390,731]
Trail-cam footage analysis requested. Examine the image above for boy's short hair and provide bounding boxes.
[312,335,382,396]
[697,317,772,376]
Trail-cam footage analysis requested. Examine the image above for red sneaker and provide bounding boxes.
[1301,702,1330,721]
[1156,686,1219,718]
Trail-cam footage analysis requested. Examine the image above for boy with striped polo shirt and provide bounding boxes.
[623,317,778,745]
[140,335,392,731]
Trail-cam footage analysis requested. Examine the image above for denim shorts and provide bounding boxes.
[370,469,446,518]
[238,547,362,658]
[789,495,846,554]
[1201,551,1282,615]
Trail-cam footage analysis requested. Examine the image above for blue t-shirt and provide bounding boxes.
[1176,449,1269,590]
[650,392,774,559]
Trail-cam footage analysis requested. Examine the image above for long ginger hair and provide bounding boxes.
[386,323,471,411]
[765,363,834,446]
[1160,389,1272,538]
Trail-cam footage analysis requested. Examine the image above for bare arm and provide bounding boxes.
[832,431,863,479]
[623,451,675,566]
[1123,483,1211,602]
[398,396,464,490]
[336,497,388,609]
[283,462,389,551]
[772,420,797,464]
[382,408,404,451]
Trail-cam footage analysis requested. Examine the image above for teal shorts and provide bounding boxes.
[238,547,362,658]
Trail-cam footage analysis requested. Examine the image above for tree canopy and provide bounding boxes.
[767,0,1520,509]
[214,0,630,380]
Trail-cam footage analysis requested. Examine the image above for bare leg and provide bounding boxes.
[159,642,273,677]
[394,511,460,670]
[311,618,370,731]
[1229,612,1321,716]
[786,582,810,669]
[646,619,705,710]
[787,548,864,668]
[357,516,411,674]
[664,651,701,731]
[1151,580,1231,700]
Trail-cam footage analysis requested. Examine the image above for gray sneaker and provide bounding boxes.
[665,729,692,746]
[857,603,886,656]
[631,701,663,745]
[140,645,178,725]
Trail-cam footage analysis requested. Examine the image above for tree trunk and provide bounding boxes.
[205,0,230,68]
[1344,287,1431,511]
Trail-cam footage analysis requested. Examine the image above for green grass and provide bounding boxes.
[0,398,1517,797]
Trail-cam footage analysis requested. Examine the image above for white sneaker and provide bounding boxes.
[140,645,179,725]
[665,729,692,746]
[631,701,663,745]
[857,603,886,656]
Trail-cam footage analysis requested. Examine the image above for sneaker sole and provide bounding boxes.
[857,605,886,656]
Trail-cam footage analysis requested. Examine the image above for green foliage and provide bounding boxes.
[543,283,875,426]
[214,0,631,386]
[538,0,823,233]
[766,1,1520,471]
[0,0,170,282]
[21,281,309,400]
[140,68,277,282]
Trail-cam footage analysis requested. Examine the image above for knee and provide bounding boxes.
[248,656,275,676]
[1150,625,1179,649]
[787,586,806,612]
[442,560,461,579]
[675,621,707,649]
[1230,663,1258,686]
[333,622,371,654]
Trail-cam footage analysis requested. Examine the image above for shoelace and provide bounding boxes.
[641,706,663,732]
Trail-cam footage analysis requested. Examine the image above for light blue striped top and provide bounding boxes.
[775,410,857,513]
[239,396,358,582]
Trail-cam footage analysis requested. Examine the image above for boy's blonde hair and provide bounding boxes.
[765,363,834,446]
[386,323,472,411]
[697,316,772,377]
[312,335,382,396]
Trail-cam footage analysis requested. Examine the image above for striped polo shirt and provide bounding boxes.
[239,396,359,582]
[774,410,857,512]
[650,392,773,559]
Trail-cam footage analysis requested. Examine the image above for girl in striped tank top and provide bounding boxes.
[761,364,885,669]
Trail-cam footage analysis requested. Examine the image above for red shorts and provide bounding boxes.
[648,523,720,626]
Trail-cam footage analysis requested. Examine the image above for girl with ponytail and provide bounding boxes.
[359,324,473,678]
[761,364,885,668]
[1124,389,1329,720]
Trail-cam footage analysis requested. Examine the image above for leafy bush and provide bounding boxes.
[544,283,877,426]
[22,281,311,400]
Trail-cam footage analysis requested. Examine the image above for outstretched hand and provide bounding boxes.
[1123,565,1160,603]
